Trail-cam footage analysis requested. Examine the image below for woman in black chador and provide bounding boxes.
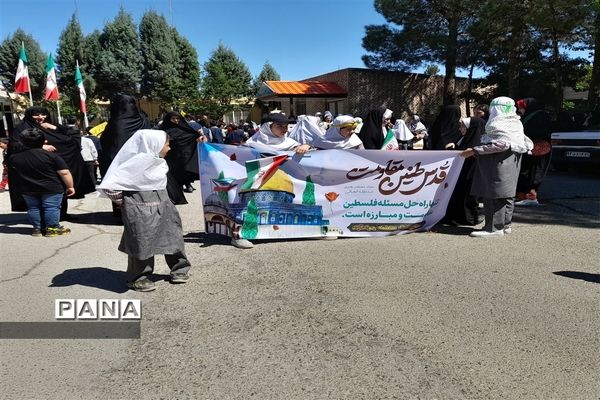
[8,106,95,217]
[515,98,552,206]
[100,94,186,207]
[429,104,461,150]
[444,116,485,225]
[159,111,206,194]
[100,94,153,178]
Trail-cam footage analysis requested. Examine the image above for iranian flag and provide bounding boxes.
[241,154,288,191]
[75,60,87,114]
[44,53,59,101]
[14,42,30,93]
[381,129,399,150]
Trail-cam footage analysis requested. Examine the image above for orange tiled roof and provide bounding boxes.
[264,81,347,96]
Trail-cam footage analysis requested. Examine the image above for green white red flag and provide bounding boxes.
[75,60,87,114]
[14,42,30,93]
[44,53,59,101]
[241,154,288,191]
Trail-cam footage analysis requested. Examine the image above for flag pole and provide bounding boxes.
[56,99,62,125]
[23,42,33,106]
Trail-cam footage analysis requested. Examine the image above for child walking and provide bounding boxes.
[7,128,74,236]
[460,97,533,237]
[98,129,192,292]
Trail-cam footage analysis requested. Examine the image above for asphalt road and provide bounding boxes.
[1,168,598,399]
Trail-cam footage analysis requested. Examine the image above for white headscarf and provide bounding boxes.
[288,115,324,144]
[460,117,471,129]
[317,115,364,150]
[407,114,427,134]
[392,119,414,141]
[98,129,169,191]
[483,97,533,154]
[383,109,393,120]
[246,121,300,151]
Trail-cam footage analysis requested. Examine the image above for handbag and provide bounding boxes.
[531,139,551,156]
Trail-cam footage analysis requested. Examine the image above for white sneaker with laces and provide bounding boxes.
[469,230,504,238]
[231,237,254,249]
[504,226,512,234]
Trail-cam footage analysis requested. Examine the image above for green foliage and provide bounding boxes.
[252,61,280,95]
[302,176,315,205]
[173,30,201,100]
[424,64,439,76]
[201,43,252,113]
[139,11,180,103]
[241,198,258,239]
[362,0,478,102]
[56,14,86,110]
[0,29,46,100]
[94,7,142,99]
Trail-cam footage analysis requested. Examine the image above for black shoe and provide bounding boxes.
[183,187,194,193]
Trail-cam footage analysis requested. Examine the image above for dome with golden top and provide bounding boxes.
[241,169,294,194]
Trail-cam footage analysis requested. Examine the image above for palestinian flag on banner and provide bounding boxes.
[14,42,30,93]
[44,53,59,100]
[75,60,87,114]
[241,154,288,191]
[381,129,399,151]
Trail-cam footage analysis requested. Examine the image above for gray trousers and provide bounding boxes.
[127,251,191,282]
[483,198,514,232]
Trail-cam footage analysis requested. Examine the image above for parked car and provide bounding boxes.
[550,129,600,171]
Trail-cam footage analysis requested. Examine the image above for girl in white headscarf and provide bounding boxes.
[288,115,324,145]
[460,97,533,238]
[98,129,191,291]
[246,113,312,154]
[315,115,364,150]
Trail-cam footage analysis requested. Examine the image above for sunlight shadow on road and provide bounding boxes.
[553,271,600,284]
[50,267,129,293]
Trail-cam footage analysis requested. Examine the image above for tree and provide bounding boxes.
[139,11,180,104]
[424,64,440,75]
[173,29,201,101]
[94,7,142,99]
[252,61,280,95]
[585,1,600,111]
[56,13,86,109]
[0,29,46,100]
[362,0,479,104]
[528,0,590,110]
[201,43,252,116]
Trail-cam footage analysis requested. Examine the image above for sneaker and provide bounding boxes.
[515,199,539,206]
[504,226,512,234]
[45,226,71,237]
[231,237,254,249]
[170,272,189,284]
[321,235,338,240]
[469,230,504,238]
[31,228,43,237]
[127,278,156,292]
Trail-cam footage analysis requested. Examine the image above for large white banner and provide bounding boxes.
[199,143,464,240]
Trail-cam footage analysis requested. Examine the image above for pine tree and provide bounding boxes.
[302,176,315,205]
[241,198,259,239]
[252,61,280,95]
[0,29,46,99]
[139,11,180,103]
[95,7,142,98]
[201,43,252,115]
[56,13,86,110]
[173,29,201,100]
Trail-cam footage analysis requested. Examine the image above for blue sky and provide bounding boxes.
[0,0,393,80]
